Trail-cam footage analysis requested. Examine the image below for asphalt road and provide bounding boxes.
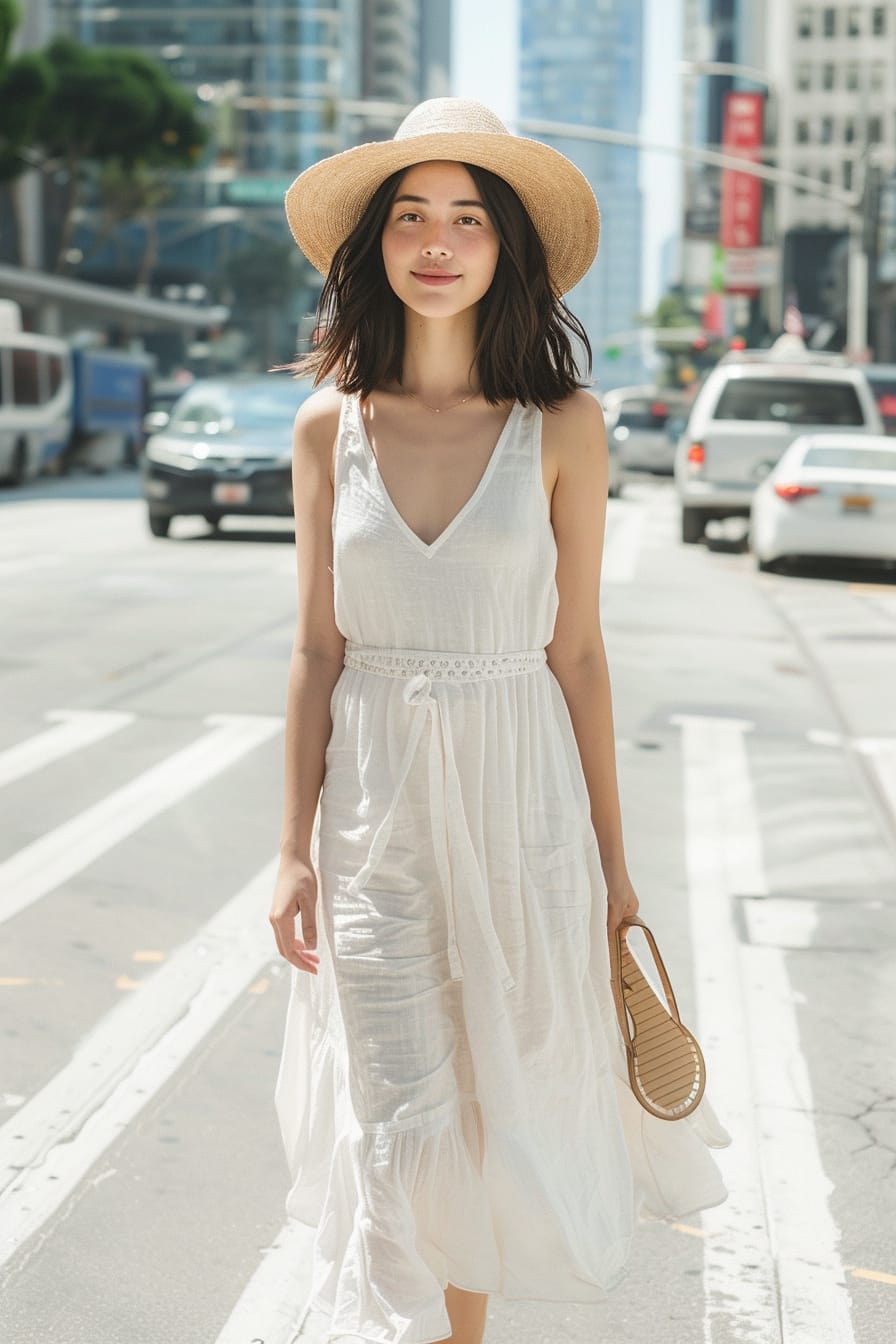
[0,468,894,1344]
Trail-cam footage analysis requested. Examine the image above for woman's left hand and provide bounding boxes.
[605,871,640,937]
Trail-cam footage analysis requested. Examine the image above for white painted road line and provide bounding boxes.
[0,710,134,789]
[0,713,282,927]
[0,857,280,1267]
[213,1220,315,1344]
[675,715,855,1344]
[601,502,645,584]
[853,737,896,823]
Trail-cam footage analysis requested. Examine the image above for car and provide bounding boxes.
[749,432,896,570]
[141,374,315,537]
[862,363,896,436]
[602,385,691,479]
[673,351,883,544]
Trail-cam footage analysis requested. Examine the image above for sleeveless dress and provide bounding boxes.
[275,392,730,1344]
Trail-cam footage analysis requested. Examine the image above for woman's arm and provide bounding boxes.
[542,390,638,933]
[270,386,346,972]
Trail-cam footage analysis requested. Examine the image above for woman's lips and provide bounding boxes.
[412,272,460,286]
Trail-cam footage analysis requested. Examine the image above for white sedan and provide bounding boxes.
[749,432,896,570]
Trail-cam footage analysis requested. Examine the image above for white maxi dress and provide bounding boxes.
[275,392,730,1344]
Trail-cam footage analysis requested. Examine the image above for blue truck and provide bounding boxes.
[67,345,155,469]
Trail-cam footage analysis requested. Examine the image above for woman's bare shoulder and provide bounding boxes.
[293,384,345,444]
[540,389,606,475]
[292,385,346,483]
[541,388,604,437]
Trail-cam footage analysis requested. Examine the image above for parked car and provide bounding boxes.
[141,374,315,537]
[602,385,691,478]
[749,432,896,570]
[862,364,896,436]
[588,389,623,496]
[674,351,883,544]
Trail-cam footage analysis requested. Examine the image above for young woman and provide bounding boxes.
[270,99,728,1344]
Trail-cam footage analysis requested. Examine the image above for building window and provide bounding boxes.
[795,165,809,195]
[843,161,853,191]
[847,5,861,35]
[820,115,833,143]
[797,6,812,37]
[796,118,811,143]
[822,62,835,90]
[819,166,832,185]
[872,6,886,35]
[870,63,886,91]
[845,63,860,90]
[868,115,883,142]
[823,7,836,36]
[797,63,812,91]
[844,117,856,142]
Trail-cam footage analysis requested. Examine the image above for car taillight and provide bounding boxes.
[774,483,820,502]
[687,442,705,467]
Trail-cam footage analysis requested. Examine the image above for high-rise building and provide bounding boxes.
[22,1,450,340]
[519,0,645,389]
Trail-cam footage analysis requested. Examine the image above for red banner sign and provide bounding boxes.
[720,92,764,295]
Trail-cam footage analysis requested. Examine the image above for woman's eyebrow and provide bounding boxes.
[393,194,486,208]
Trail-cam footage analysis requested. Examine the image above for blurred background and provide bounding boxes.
[2,8,896,1344]
[5,0,896,396]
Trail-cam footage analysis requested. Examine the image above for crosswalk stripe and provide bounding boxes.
[0,857,280,1266]
[602,501,646,584]
[0,713,283,927]
[675,715,855,1344]
[213,1220,315,1344]
[0,710,134,789]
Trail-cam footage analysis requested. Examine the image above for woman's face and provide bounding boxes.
[380,161,500,318]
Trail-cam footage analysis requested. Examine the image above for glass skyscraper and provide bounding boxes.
[519,0,645,388]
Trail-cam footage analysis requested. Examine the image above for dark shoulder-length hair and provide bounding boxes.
[277,162,592,409]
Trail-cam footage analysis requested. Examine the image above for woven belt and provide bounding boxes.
[344,642,547,992]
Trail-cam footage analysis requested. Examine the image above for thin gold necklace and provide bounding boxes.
[401,385,479,415]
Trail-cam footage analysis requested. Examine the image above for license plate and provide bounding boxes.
[212,482,251,504]
[841,493,873,511]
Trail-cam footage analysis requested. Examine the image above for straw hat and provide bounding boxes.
[284,98,600,296]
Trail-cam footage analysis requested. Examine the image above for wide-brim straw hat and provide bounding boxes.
[284,97,600,296]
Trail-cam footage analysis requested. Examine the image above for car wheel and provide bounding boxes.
[203,513,222,528]
[681,506,706,544]
[756,556,779,573]
[148,509,171,538]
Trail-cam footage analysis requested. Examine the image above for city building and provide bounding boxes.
[8,1,451,365]
[679,1,896,353]
[518,0,646,389]
[762,0,896,352]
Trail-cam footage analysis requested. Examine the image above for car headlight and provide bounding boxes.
[145,437,202,469]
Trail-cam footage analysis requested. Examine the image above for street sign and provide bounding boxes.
[724,247,780,289]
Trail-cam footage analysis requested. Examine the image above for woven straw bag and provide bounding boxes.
[609,916,707,1121]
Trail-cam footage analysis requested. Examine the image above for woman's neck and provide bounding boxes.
[399,309,480,400]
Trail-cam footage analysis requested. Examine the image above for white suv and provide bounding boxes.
[674,351,883,544]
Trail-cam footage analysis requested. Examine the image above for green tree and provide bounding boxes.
[0,3,50,174]
[0,7,207,276]
[33,38,206,272]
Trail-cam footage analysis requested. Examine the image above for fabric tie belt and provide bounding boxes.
[343,642,548,994]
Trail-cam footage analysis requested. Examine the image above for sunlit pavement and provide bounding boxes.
[0,474,894,1344]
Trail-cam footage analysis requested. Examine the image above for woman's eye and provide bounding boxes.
[397,212,421,222]
[458,215,482,226]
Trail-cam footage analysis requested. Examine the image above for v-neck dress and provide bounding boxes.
[275,391,730,1344]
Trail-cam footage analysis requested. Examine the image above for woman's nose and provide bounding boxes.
[421,227,452,259]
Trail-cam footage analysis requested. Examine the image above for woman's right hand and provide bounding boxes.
[270,855,321,975]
